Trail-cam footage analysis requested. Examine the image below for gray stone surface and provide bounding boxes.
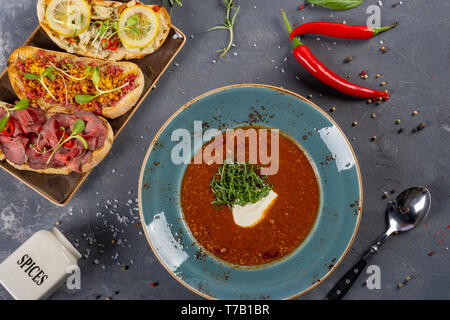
[0,0,449,300]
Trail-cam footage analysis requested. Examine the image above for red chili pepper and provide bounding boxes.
[290,21,398,40]
[59,129,74,148]
[1,119,15,137]
[64,137,74,148]
[281,10,389,100]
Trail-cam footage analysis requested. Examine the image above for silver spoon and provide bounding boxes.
[326,186,431,300]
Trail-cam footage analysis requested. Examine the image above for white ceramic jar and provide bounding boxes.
[0,228,81,300]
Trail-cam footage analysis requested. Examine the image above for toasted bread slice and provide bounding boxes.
[37,0,171,61]
[8,46,145,119]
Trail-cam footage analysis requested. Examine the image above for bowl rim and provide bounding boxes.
[138,83,363,300]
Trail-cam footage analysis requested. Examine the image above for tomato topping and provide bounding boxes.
[65,36,80,44]
[1,119,15,137]
[108,38,120,51]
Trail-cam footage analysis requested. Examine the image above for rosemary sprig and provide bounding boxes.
[168,0,182,7]
[24,67,57,101]
[75,66,129,104]
[0,98,29,131]
[210,159,273,209]
[207,0,240,57]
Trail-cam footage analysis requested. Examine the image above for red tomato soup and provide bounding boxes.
[181,127,320,266]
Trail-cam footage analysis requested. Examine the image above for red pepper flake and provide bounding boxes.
[446,225,450,229]
[428,251,434,256]
[299,4,305,10]
[360,70,367,76]
[151,282,159,287]
[152,5,160,12]
[439,240,443,244]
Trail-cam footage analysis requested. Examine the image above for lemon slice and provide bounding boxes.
[118,5,159,49]
[45,0,91,37]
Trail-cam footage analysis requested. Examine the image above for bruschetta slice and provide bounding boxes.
[8,46,145,119]
[37,0,171,61]
[0,100,113,175]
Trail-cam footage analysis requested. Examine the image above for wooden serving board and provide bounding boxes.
[0,24,185,206]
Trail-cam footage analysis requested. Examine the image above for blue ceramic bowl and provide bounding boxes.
[139,84,362,299]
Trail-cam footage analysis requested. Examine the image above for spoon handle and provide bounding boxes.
[326,258,367,300]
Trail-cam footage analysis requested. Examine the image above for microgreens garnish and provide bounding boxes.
[210,159,273,209]
[24,67,57,100]
[107,14,141,41]
[91,20,111,46]
[47,62,92,81]
[46,119,88,164]
[74,66,129,104]
[207,0,240,57]
[0,98,29,131]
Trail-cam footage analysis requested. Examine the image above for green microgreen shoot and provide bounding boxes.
[74,66,129,104]
[0,98,29,131]
[107,14,141,41]
[207,0,240,57]
[46,119,88,164]
[47,62,93,81]
[210,159,273,209]
[91,20,110,47]
[24,67,57,101]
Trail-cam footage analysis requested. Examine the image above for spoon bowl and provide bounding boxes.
[388,186,431,232]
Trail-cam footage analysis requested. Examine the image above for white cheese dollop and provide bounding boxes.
[232,190,278,227]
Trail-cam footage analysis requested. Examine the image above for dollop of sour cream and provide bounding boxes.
[231,190,278,227]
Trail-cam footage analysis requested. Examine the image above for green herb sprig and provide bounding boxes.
[207,0,240,57]
[46,119,88,164]
[163,0,182,16]
[307,0,363,10]
[24,67,57,101]
[167,0,182,7]
[0,98,29,131]
[75,66,130,104]
[210,159,273,209]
